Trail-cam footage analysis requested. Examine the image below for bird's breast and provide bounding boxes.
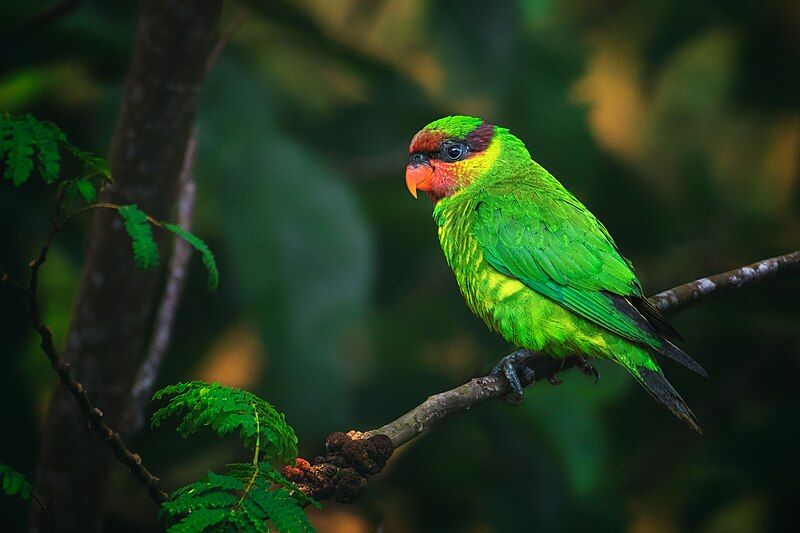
[436,206,527,329]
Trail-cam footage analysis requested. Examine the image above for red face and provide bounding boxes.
[405,123,494,202]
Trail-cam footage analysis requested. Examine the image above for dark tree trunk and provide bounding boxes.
[30,1,222,531]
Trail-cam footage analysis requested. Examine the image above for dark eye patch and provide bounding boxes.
[439,140,469,162]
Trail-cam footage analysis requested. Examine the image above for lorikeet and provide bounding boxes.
[405,116,707,432]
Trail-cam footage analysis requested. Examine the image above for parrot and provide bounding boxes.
[404,115,707,432]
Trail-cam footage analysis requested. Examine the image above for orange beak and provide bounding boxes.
[405,163,433,199]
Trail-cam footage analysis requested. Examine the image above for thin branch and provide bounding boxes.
[285,250,800,501]
[363,357,578,448]
[28,489,55,530]
[124,133,198,436]
[649,251,800,314]
[15,225,169,504]
[365,250,800,448]
[204,10,248,75]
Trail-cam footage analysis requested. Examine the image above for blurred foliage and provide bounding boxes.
[1,0,799,531]
[0,463,32,501]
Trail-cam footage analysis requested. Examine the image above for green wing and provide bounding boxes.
[472,181,662,349]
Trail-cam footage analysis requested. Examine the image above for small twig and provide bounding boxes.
[285,251,800,501]
[204,10,248,75]
[29,489,55,530]
[12,220,169,504]
[124,133,198,436]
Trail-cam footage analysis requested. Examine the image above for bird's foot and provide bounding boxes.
[547,375,564,386]
[576,356,600,382]
[490,349,537,403]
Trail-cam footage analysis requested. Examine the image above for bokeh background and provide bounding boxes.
[2,0,799,531]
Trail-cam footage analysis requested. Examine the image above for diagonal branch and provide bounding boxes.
[3,226,169,505]
[368,250,800,448]
[284,250,800,502]
[649,251,800,314]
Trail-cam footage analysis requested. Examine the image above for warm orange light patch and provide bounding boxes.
[195,323,266,389]
[572,41,645,159]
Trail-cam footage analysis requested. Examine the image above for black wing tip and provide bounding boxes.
[639,367,703,434]
[631,296,684,342]
[660,341,709,378]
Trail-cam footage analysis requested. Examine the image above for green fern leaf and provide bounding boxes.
[230,498,269,532]
[168,472,243,501]
[252,487,314,533]
[64,177,97,204]
[26,116,63,184]
[166,508,229,533]
[118,204,159,270]
[151,381,298,463]
[163,223,219,291]
[0,463,32,500]
[66,145,112,182]
[226,462,321,510]
[3,116,35,186]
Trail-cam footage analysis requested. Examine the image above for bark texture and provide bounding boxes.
[30,1,222,531]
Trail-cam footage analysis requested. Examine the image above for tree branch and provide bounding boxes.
[649,251,800,314]
[31,1,222,528]
[7,225,169,505]
[284,250,800,502]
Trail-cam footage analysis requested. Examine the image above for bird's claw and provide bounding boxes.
[490,349,536,403]
[547,375,564,386]
[576,356,600,383]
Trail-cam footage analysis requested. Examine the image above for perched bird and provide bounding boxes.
[405,115,707,432]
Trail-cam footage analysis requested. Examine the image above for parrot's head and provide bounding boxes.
[406,115,522,203]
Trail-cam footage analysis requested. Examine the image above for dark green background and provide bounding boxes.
[1,0,799,531]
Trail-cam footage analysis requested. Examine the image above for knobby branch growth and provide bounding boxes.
[283,250,800,502]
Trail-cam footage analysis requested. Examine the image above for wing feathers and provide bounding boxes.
[472,182,704,376]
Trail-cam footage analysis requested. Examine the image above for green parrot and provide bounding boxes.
[405,115,706,432]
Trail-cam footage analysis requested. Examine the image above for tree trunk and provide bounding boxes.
[30,1,222,531]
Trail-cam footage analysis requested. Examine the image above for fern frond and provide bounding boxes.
[0,463,32,500]
[168,471,244,503]
[1,115,35,186]
[26,116,64,184]
[162,467,317,533]
[230,498,270,532]
[166,508,229,533]
[252,487,315,533]
[66,145,112,183]
[0,113,112,189]
[64,177,97,204]
[226,462,321,509]
[118,204,159,270]
[163,223,219,291]
[151,381,298,463]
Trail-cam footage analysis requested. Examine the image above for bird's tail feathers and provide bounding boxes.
[656,341,708,378]
[626,362,703,433]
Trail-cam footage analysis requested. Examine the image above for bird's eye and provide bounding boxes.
[443,141,467,162]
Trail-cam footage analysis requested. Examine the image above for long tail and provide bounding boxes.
[621,357,702,433]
